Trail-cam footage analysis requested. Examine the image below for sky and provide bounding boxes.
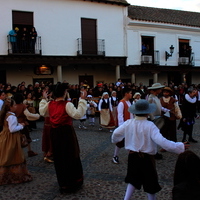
[127,0,200,13]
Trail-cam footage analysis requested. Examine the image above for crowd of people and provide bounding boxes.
[0,79,200,199]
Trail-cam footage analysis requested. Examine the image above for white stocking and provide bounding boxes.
[124,184,135,200]
[147,193,156,200]
[114,146,120,157]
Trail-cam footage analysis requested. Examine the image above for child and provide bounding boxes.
[98,92,115,132]
[132,92,141,103]
[0,99,32,185]
[86,95,97,126]
[112,88,133,164]
[78,86,87,129]
[111,99,188,200]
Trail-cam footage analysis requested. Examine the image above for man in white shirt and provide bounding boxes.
[112,88,133,164]
[111,99,188,200]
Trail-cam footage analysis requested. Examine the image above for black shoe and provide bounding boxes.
[188,138,198,143]
[154,152,163,160]
[112,156,119,164]
[182,139,190,144]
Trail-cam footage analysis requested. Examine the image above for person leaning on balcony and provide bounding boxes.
[9,27,19,53]
[20,27,28,53]
[29,27,37,53]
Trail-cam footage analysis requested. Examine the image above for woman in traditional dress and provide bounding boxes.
[0,99,32,185]
[41,91,54,163]
[23,92,37,131]
[98,92,115,132]
[109,91,119,127]
[39,83,87,193]
[13,93,40,157]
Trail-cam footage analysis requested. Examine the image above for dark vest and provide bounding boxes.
[101,99,109,109]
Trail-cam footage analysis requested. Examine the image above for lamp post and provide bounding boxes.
[165,45,174,61]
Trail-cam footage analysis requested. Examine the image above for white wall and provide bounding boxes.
[127,21,200,67]
[1,0,126,57]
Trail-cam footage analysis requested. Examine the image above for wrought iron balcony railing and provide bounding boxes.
[77,38,105,56]
[178,52,194,66]
[7,35,42,55]
[141,50,160,65]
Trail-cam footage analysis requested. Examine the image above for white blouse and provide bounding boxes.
[39,99,87,120]
[6,112,24,133]
[112,116,184,155]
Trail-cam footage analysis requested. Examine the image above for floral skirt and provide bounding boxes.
[0,161,32,185]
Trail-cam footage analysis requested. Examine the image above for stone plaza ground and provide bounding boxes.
[1,118,200,200]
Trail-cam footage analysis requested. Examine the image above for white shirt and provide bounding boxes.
[117,100,134,126]
[6,112,24,133]
[39,99,87,119]
[112,116,184,155]
[87,100,97,109]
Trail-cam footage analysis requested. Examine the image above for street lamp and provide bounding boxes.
[165,45,174,61]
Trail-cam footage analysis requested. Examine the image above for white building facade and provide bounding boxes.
[0,0,129,87]
[126,6,200,86]
[1,1,200,87]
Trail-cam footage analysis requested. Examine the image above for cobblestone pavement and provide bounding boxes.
[1,118,200,200]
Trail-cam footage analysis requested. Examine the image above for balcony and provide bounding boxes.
[178,53,194,66]
[141,50,160,65]
[7,35,42,55]
[77,38,105,56]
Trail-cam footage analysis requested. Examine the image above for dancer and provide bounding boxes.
[86,95,97,126]
[39,83,87,193]
[112,88,133,164]
[111,99,189,200]
[0,99,32,185]
[98,92,115,132]
[178,87,199,143]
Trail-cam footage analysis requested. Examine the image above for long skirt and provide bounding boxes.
[0,130,32,185]
[42,117,52,155]
[51,124,83,191]
[100,109,115,129]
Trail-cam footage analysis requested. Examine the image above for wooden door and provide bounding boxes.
[81,18,97,55]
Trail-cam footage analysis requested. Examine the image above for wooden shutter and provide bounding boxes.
[81,18,97,55]
[12,11,33,25]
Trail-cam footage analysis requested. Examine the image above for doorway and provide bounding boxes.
[81,18,97,55]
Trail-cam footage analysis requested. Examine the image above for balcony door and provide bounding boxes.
[81,18,97,55]
[141,36,155,64]
[12,11,33,31]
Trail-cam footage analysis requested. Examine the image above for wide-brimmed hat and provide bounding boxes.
[163,87,173,94]
[128,99,156,114]
[148,83,165,90]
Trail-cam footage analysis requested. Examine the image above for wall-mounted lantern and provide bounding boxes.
[165,45,174,61]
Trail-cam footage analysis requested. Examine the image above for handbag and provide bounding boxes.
[20,133,28,148]
[174,103,182,119]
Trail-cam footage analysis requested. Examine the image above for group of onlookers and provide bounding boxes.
[0,80,200,200]
[9,27,38,53]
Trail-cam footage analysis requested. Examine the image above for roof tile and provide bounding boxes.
[128,5,200,27]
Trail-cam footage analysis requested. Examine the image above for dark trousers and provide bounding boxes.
[160,118,177,142]
[182,124,194,140]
